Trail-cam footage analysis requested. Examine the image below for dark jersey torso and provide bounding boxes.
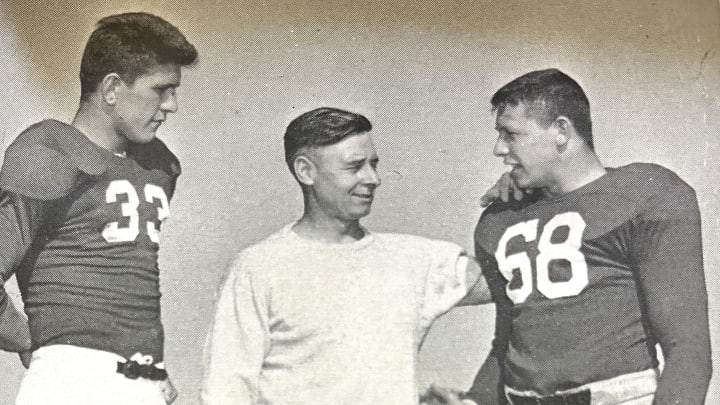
[475,163,698,394]
[2,120,179,362]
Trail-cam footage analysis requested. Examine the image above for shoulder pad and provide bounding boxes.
[621,162,674,178]
[127,138,181,178]
[0,120,107,200]
[617,163,691,195]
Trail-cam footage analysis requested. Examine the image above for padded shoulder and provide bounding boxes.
[127,138,181,178]
[614,162,693,199]
[619,162,681,181]
[0,120,107,200]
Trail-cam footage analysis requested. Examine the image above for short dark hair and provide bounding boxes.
[79,12,198,99]
[284,107,372,176]
[491,69,594,149]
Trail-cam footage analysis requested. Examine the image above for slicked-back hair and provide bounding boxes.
[79,12,198,99]
[492,69,594,150]
[284,107,372,176]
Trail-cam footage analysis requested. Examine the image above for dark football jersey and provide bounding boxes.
[0,120,180,362]
[474,163,703,395]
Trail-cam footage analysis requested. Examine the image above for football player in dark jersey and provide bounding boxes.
[0,12,197,404]
[425,69,710,405]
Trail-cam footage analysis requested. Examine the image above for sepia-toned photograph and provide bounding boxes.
[1,1,718,404]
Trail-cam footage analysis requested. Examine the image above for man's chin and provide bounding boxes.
[349,207,372,220]
[127,133,157,144]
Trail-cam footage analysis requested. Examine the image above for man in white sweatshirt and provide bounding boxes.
[201,107,491,405]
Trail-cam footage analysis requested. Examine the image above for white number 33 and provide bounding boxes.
[495,212,588,304]
[101,180,170,243]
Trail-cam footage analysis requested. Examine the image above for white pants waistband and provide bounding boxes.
[506,368,658,405]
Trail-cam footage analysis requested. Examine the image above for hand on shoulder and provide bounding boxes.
[480,172,531,208]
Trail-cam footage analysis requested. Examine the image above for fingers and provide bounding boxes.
[480,184,500,207]
[162,377,179,404]
[426,384,463,404]
[481,172,514,208]
[498,173,511,203]
[512,181,524,201]
[19,350,32,369]
[419,388,443,405]
[481,172,532,208]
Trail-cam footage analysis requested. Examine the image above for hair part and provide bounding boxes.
[79,12,198,99]
[491,68,594,150]
[284,107,372,177]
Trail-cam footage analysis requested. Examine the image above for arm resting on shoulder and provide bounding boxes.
[457,257,493,306]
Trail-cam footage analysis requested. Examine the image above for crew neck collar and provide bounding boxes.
[283,222,374,250]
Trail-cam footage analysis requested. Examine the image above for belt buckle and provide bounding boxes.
[116,360,168,381]
[116,360,142,380]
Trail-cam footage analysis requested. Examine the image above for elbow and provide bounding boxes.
[691,338,713,382]
[694,357,713,400]
[669,341,713,385]
[700,356,713,384]
[660,334,712,379]
[696,339,713,383]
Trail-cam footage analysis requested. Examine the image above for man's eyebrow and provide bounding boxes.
[345,157,367,165]
[154,83,178,89]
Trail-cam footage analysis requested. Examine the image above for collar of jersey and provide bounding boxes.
[535,167,617,205]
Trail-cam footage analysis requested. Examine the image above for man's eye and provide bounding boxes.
[155,87,175,96]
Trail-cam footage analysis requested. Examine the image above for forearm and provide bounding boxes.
[202,335,262,405]
[0,289,31,352]
[0,192,47,352]
[201,260,269,404]
[654,339,711,404]
[457,256,493,306]
[634,187,710,404]
[649,263,711,404]
[202,322,263,404]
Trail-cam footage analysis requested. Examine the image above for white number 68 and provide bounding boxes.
[495,212,588,304]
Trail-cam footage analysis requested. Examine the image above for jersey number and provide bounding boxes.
[102,180,169,243]
[495,212,588,304]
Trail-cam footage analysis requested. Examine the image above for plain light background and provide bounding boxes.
[1,1,718,404]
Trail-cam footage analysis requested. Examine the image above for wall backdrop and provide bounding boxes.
[1,1,718,404]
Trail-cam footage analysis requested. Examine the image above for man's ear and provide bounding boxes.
[294,154,316,186]
[553,116,572,149]
[100,73,123,106]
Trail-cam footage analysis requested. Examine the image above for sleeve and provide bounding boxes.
[417,240,467,339]
[0,127,103,201]
[0,191,51,352]
[201,251,271,405]
[463,241,511,405]
[631,176,711,404]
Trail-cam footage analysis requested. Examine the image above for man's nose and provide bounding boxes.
[361,165,381,187]
[493,136,508,157]
[161,92,178,113]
